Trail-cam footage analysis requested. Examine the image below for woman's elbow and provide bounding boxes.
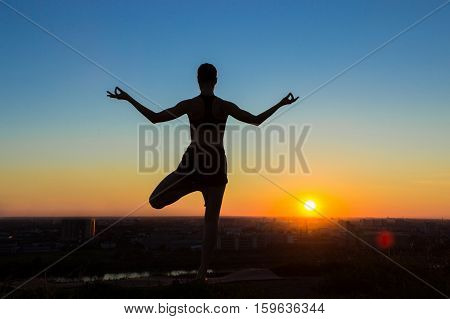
[147,115,161,124]
[252,117,263,126]
[146,111,164,124]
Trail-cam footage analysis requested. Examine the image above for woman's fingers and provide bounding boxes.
[106,91,118,99]
[284,93,293,103]
[115,86,126,95]
[282,92,299,105]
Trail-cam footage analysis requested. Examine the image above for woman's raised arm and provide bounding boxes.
[107,87,187,124]
[224,93,299,126]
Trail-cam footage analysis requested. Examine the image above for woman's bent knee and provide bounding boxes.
[149,194,165,209]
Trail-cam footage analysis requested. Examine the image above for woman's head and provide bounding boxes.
[197,63,217,88]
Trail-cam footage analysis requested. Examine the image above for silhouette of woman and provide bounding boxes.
[107,63,298,280]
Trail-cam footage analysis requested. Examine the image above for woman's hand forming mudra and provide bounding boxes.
[106,87,130,101]
[278,92,299,107]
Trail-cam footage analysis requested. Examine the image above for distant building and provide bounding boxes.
[0,241,19,254]
[239,235,258,250]
[22,242,62,253]
[217,235,239,250]
[217,233,261,250]
[100,241,117,249]
[61,218,96,242]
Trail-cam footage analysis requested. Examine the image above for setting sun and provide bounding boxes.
[304,200,317,211]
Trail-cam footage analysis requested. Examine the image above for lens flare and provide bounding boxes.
[376,230,394,249]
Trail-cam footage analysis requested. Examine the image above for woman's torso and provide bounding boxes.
[187,94,227,149]
[177,95,228,185]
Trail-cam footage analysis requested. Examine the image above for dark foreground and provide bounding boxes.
[1,217,449,298]
[3,260,448,298]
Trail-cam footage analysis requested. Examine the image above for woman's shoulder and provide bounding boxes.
[182,95,232,117]
[212,96,235,110]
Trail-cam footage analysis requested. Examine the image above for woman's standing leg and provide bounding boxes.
[197,185,226,280]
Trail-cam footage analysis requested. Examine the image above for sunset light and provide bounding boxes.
[304,200,317,211]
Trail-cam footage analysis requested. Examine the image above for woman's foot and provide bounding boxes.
[196,265,207,281]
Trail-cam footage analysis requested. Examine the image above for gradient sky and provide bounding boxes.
[1,0,449,218]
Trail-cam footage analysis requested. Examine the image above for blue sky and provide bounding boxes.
[1,0,449,130]
[1,0,449,216]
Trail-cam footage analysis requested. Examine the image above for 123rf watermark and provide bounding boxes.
[137,123,311,175]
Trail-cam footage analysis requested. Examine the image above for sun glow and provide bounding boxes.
[298,199,319,218]
[304,200,316,211]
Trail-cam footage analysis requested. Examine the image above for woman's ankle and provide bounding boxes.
[196,265,207,279]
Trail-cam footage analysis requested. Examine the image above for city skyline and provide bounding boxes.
[1,215,449,298]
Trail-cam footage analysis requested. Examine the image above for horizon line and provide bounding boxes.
[0,215,448,221]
